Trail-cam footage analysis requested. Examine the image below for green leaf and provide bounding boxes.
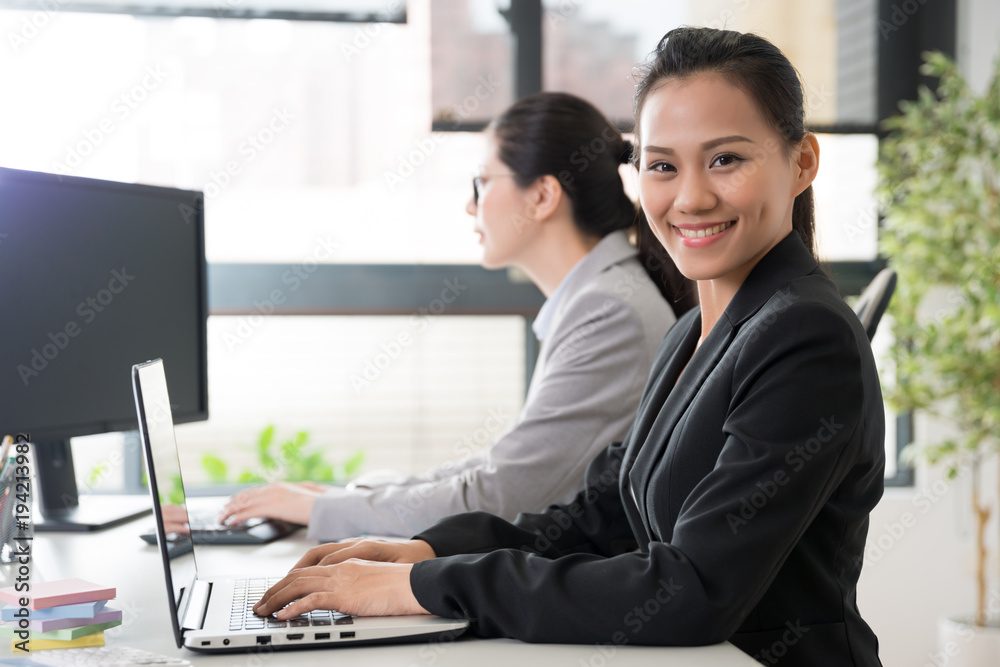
[201,454,229,484]
[343,449,366,477]
[257,425,276,469]
[87,462,109,488]
[237,471,265,485]
[168,474,186,505]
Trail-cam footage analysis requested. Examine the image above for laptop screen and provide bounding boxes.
[132,358,198,648]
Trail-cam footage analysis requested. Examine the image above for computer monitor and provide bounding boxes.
[0,165,208,531]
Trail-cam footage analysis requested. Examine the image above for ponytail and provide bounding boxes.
[492,93,695,318]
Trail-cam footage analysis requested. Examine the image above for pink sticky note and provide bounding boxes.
[0,579,116,610]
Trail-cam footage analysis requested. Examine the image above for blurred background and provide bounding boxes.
[1,1,997,663]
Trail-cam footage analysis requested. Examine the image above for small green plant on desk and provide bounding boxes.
[201,425,364,486]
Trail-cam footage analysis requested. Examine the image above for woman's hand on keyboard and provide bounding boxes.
[219,482,327,526]
[253,559,428,619]
[291,537,437,569]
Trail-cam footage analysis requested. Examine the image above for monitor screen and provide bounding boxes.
[0,166,207,529]
[0,166,207,437]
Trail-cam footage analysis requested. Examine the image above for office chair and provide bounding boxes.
[852,268,897,341]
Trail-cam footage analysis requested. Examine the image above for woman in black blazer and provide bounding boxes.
[255,27,885,667]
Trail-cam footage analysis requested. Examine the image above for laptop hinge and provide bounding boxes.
[181,580,212,631]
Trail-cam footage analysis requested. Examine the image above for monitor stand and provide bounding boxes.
[32,439,151,532]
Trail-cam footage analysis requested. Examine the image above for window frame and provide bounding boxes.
[112,0,961,490]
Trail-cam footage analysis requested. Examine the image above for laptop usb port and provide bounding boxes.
[256,636,271,645]
[315,632,331,640]
[287,633,304,641]
[340,631,356,639]
[200,641,210,646]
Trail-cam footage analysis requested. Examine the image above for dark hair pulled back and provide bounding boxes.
[490,91,696,314]
[632,27,818,260]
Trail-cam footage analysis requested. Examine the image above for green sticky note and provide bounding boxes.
[0,619,120,640]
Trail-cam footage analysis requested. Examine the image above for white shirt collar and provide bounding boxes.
[531,256,587,342]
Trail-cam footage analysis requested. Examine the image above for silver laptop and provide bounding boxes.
[131,358,469,652]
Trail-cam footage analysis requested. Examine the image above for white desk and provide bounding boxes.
[1,513,758,666]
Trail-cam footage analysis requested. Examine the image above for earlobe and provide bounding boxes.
[793,133,820,195]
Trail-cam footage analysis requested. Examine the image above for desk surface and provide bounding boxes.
[1,502,757,666]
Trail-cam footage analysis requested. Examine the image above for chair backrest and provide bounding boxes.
[852,268,897,341]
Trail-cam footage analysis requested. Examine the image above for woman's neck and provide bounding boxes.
[695,278,742,346]
[519,226,601,297]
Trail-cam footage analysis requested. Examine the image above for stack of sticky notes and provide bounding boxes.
[0,578,120,650]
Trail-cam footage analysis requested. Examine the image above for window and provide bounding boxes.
[0,7,537,491]
[3,0,932,490]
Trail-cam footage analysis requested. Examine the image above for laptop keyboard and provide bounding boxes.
[231,577,353,632]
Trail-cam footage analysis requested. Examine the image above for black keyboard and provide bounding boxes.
[140,513,298,546]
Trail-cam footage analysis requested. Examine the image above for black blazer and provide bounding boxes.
[411,232,884,667]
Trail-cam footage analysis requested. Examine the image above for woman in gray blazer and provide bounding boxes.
[255,27,884,667]
[221,92,694,540]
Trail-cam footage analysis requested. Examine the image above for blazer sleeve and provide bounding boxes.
[410,300,876,645]
[307,288,659,541]
[412,437,636,559]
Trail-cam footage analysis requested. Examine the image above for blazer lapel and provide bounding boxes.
[626,311,734,535]
[622,231,820,542]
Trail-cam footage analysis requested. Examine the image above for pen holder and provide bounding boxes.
[0,434,27,565]
[0,472,17,564]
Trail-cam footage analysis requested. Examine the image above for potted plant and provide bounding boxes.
[202,424,365,486]
[878,51,1000,665]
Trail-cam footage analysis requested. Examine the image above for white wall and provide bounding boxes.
[858,417,995,667]
[957,0,1000,94]
[858,3,1000,664]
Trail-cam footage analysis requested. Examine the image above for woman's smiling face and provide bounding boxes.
[637,72,814,290]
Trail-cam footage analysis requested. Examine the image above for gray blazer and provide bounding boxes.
[307,230,677,540]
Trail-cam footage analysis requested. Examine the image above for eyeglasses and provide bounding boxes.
[472,173,517,206]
